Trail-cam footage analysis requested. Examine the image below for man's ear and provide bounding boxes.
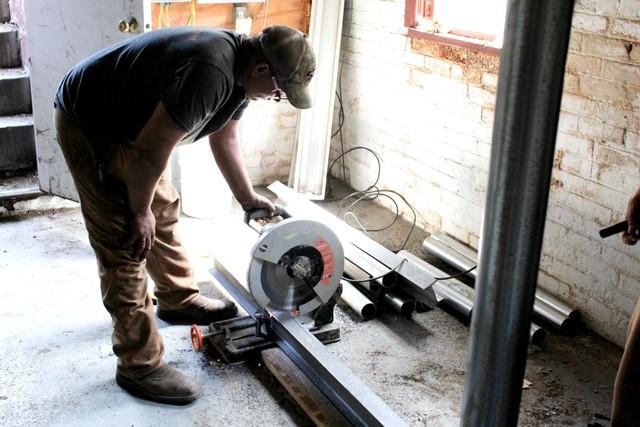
[251,62,271,77]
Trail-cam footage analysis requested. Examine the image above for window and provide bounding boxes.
[405,0,506,55]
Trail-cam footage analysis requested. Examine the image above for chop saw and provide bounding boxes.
[191,199,408,426]
[190,205,345,360]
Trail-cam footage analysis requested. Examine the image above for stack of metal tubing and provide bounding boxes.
[340,247,418,320]
[268,182,438,321]
[399,250,547,346]
[422,232,581,336]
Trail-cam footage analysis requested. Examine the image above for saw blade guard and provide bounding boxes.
[247,218,344,315]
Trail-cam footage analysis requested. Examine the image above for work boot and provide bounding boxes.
[116,364,202,405]
[157,295,238,325]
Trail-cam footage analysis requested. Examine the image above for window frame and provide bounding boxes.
[404,0,501,56]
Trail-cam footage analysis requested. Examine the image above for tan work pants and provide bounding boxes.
[54,108,199,378]
[611,299,640,427]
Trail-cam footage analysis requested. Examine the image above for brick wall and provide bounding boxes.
[241,101,298,185]
[333,0,640,346]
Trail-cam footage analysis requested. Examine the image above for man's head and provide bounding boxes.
[242,26,316,109]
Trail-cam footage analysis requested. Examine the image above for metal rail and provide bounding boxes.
[210,265,407,426]
[460,0,575,425]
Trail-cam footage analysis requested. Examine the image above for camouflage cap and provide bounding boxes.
[258,25,316,109]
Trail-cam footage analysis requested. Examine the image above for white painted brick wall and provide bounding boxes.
[239,101,298,185]
[332,0,640,346]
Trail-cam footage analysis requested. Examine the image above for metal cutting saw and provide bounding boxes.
[191,205,345,359]
[244,205,344,316]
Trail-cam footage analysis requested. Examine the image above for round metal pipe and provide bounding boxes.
[423,238,580,331]
[529,323,547,347]
[340,280,377,320]
[432,282,473,319]
[461,0,576,425]
[422,238,478,279]
[381,291,415,316]
[535,288,581,320]
[399,250,546,345]
[532,299,578,334]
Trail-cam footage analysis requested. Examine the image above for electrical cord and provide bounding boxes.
[341,259,405,287]
[321,58,421,283]
[427,265,477,286]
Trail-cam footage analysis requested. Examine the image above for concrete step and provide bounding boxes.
[0,114,36,171]
[0,67,31,115]
[0,171,40,202]
[0,0,10,23]
[0,23,20,68]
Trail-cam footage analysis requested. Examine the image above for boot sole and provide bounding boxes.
[157,305,239,325]
[116,372,202,406]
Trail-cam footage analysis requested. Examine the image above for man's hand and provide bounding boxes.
[127,208,156,261]
[623,187,640,245]
[240,192,275,215]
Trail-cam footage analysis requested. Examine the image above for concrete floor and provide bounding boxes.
[0,183,622,426]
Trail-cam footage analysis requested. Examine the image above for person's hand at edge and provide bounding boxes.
[623,187,640,245]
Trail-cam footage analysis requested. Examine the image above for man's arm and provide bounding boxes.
[623,187,640,245]
[209,120,274,213]
[126,101,186,260]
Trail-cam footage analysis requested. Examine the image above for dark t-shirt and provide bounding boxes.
[55,27,250,147]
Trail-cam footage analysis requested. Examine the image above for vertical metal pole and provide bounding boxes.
[460,1,575,426]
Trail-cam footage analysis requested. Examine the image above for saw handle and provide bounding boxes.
[599,220,628,238]
[244,204,290,224]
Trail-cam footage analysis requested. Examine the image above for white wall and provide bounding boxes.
[239,101,298,185]
[333,0,640,346]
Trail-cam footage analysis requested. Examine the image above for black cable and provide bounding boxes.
[427,265,477,286]
[341,259,405,286]
[323,59,419,257]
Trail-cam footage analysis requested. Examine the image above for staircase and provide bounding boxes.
[0,0,40,207]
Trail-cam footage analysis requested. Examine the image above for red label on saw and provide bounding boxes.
[315,238,335,285]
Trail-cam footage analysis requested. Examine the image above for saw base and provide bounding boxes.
[199,315,341,365]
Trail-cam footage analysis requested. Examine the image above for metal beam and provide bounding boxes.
[210,264,407,427]
[460,0,575,426]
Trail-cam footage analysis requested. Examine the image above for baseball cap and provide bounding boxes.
[258,25,316,109]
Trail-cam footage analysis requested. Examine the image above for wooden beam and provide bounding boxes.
[261,347,349,427]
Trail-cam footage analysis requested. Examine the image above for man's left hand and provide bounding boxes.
[240,192,275,215]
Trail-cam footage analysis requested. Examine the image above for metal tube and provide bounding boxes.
[529,323,547,347]
[461,1,575,425]
[340,280,377,320]
[381,291,416,316]
[422,237,478,280]
[535,288,581,320]
[532,299,578,334]
[432,282,474,319]
[422,237,580,331]
[400,250,545,345]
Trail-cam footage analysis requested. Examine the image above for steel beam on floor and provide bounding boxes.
[210,265,407,427]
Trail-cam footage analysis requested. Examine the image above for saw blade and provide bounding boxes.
[247,218,344,315]
[260,262,316,311]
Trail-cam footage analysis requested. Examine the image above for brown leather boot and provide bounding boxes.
[157,295,238,325]
[116,364,202,405]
